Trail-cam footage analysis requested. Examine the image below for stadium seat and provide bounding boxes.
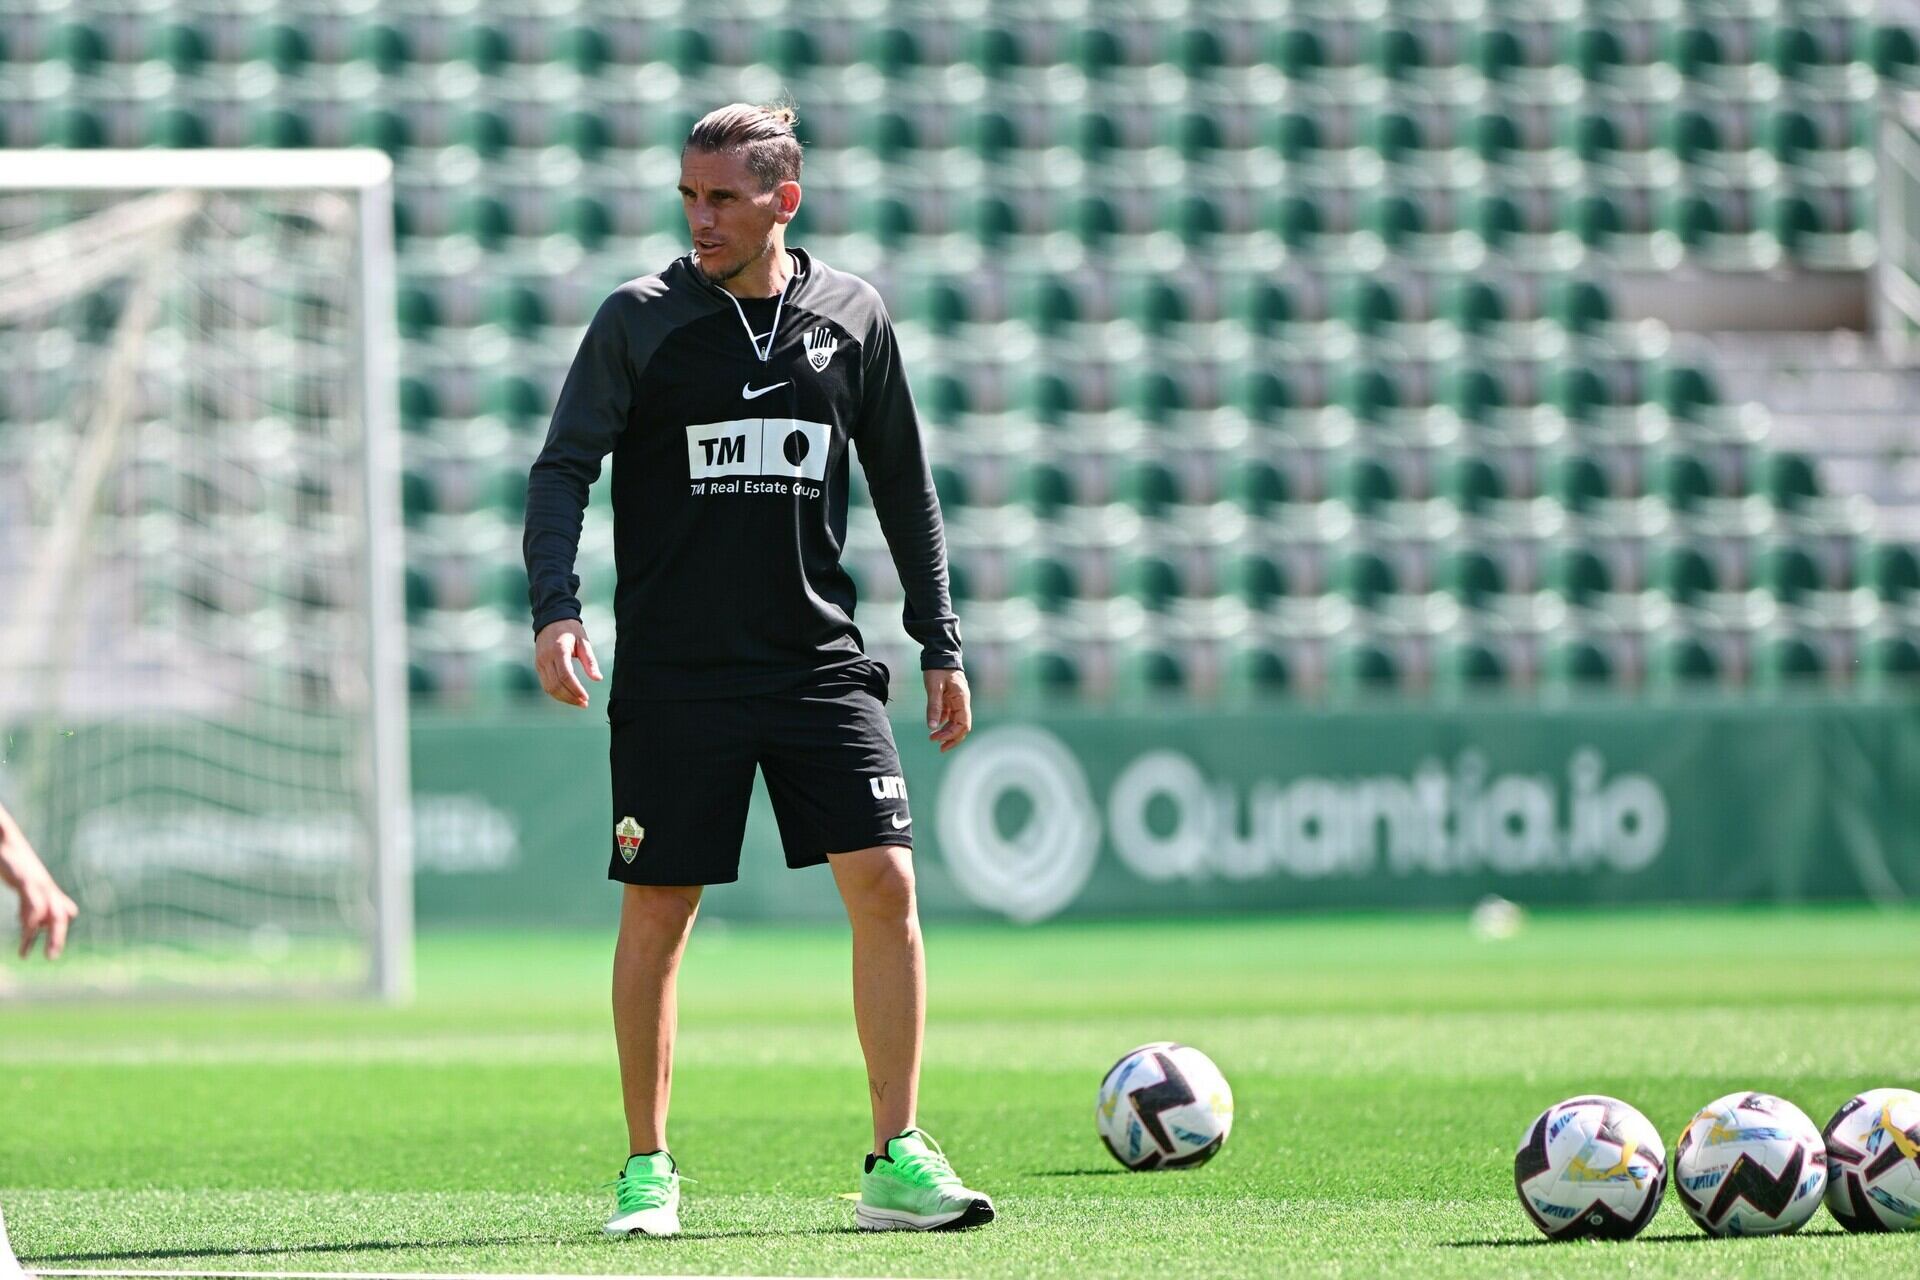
[1066,26,1125,79]
[1329,549,1397,608]
[917,372,970,425]
[1012,556,1078,612]
[1329,457,1397,515]
[1543,546,1611,605]
[1648,543,1718,605]
[251,109,313,149]
[1229,281,1295,337]
[553,194,613,248]
[965,26,1024,78]
[1541,637,1615,690]
[1228,368,1292,423]
[858,25,920,77]
[1651,363,1719,422]
[1016,275,1081,335]
[1221,644,1292,701]
[1121,277,1188,335]
[453,109,512,158]
[1439,367,1506,425]
[1859,632,1920,689]
[252,23,313,72]
[1754,542,1823,604]
[1760,451,1821,512]
[1646,634,1721,691]
[1858,542,1920,602]
[1434,548,1506,608]
[1114,645,1189,701]
[1014,371,1076,424]
[349,23,412,74]
[1219,552,1288,608]
[1441,280,1507,336]
[147,21,210,72]
[1112,459,1181,518]
[145,107,210,150]
[1433,638,1509,695]
[46,20,108,72]
[1121,369,1185,425]
[1545,454,1609,513]
[1437,456,1504,515]
[859,111,919,162]
[483,374,546,425]
[1650,451,1714,513]
[1333,365,1399,424]
[1753,633,1825,689]
[652,27,713,74]
[1222,459,1289,516]
[1328,640,1400,696]
[1014,648,1083,702]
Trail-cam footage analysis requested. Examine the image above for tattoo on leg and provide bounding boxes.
[871,1080,888,1101]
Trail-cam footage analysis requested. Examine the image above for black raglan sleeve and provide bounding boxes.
[523,291,635,634]
[851,306,963,671]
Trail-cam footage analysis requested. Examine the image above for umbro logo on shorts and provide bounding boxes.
[869,775,907,801]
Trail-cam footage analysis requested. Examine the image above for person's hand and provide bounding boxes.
[925,668,972,754]
[535,618,603,708]
[14,860,77,960]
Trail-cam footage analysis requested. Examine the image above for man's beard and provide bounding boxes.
[696,235,773,286]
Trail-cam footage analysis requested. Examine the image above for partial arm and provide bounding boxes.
[0,800,78,959]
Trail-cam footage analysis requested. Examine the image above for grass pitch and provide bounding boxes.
[3,907,1918,1278]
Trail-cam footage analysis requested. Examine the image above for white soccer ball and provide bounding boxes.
[1823,1088,1920,1233]
[1095,1041,1233,1170]
[1673,1091,1826,1236]
[1513,1095,1667,1239]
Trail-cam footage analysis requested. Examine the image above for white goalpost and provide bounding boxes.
[0,150,412,999]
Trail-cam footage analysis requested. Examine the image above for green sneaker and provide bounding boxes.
[857,1128,995,1231]
[603,1150,681,1238]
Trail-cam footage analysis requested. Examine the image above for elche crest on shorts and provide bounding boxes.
[804,326,837,372]
[616,816,645,864]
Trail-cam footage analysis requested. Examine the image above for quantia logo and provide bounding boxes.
[935,728,1670,922]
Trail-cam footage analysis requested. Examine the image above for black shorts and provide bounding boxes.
[606,664,913,885]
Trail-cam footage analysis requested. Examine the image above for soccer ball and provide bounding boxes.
[1513,1095,1667,1239]
[1095,1041,1232,1170]
[1823,1088,1920,1233]
[1673,1091,1826,1236]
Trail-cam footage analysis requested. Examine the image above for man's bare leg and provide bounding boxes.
[613,883,703,1155]
[829,846,923,1155]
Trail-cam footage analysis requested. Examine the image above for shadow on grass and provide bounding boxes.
[1029,1168,1129,1177]
[1446,1228,1850,1248]
[28,1238,548,1265]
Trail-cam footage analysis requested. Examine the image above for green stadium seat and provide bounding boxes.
[1162,109,1226,160]
[1222,644,1292,700]
[1062,193,1123,245]
[1753,633,1825,688]
[350,108,411,157]
[401,467,438,526]
[1262,193,1324,248]
[484,282,547,337]
[1543,545,1612,605]
[653,28,712,74]
[1652,363,1719,422]
[1439,367,1505,424]
[1441,280,1507,336]
[1434,548,1506,608]
[1541,637,1614,689]
[552,194,613,249]
[553,26,612,76]
[1762,193,1821,255]
[965,26,1023,78]
[855,195,916,247]
[1265,27,1327,79]
[859,111,919,162]
[1113,459,1181,517]
[929,463,970,512]
[1169,26,1227,76]
[1061,109,1122,161]
[1545,453,1609,513]
[145,107,210,149]
[1161,193,1225,244]
[1115,556,1184,611]
[1016,276,1080,334]
[1228,368,1292,423]
[46,21,109,73]
[1559,191,1624,248]
[1648,543,1718,604]
[1765,24,1834,81]
[1334,365,1399,423]
[1658,190,1723,247]
[1336,278,1401,334]
[1219,552,1288,608]
[1122,277,1188,335]
[1115,646,1189,701]
[910,277,969,334]
[1662,25,1723,78]
[251,109,312,149]
[1857,543,1920,602]
[1012,556,1079,613]
[1558,110,1622,163]
[41,106,107,149]
[1563,25,1627,81]
[453,194,514,247]
[1860,25,1920,79]
[1222,459,1289,516]
[858,26,921,77]
[962,109,1021,163]
[456,23,512,74]
[965,194,1019,248]
[1650,450,1714,512]
[405,566,436,621]
[1368,25,1425,79]
[398,376,439,432]
[1762,108,1823,165]
[483,374,545,424]
[1330,456,1397,515]
[651,108,700,151]
[147,22,210,72]
[918,372,970,425]
[1545,363,1608,422]
[396,283,439,339]
[1647,634,1720,691]
[1260,111,1323,162]
[454,109,512,158]
[1546,280,1612,335]
[1471,28,1525,82]
[1754,542,1822,604]
[1014,370,1076,423]
[408,662,441,698]
[1660,109,1722,165]
[1437,456,1504,515]
[252,23,313,73]
[1066,26,1125,78]
[349,23,412,74]
[1859,633,1920,690]
[1230,280,1295,336]
[1434,638,1509,695]
[1122,369,1185,425]
[1468,193,1526,250]
[1328,639,1400,696]
[1329,548,1397,608]
[1011,461,1076,517]
[547,107,612,157]
[481,466,528,520]
[471,657,544,703]
[1014,648,1082,701]
[1365,110,1423,164]
[1760,451,1821,512]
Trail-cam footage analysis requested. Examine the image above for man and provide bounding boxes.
[2,799,79,1279]
[522,103,990,1239]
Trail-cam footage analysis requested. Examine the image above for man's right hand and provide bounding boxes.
[534,618,603,708]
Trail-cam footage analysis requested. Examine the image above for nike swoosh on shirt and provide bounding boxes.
[890,812,911,829]
[742,381,789,400]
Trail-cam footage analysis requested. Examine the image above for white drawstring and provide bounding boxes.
[722,262,791,363]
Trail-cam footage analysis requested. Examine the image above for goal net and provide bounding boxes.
[0,151,412,999]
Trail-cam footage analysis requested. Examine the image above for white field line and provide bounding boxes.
[33,1272,896,1280]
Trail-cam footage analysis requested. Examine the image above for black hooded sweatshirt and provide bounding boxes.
[523,246,961,702]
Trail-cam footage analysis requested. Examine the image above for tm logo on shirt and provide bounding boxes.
[685,418,830,496]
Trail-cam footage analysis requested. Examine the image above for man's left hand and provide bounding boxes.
[924,668,972,754]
